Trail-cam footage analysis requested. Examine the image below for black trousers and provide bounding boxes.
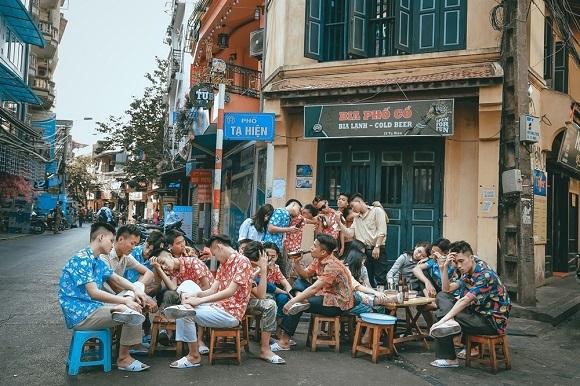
[434,292,498,360]
[279,295,342,337]
[364,246,389,287]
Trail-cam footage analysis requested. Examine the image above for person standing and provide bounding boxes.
[152,208,160,225]
[164,203,181,230]
[238,203,274,242]
[335,193,389,287]
[53,201,63,234]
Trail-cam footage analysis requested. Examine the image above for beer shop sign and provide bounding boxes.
[304,99,454,139]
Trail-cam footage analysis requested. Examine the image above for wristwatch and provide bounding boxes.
[375,244,380,248]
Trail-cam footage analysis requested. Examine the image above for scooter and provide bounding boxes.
[29,212,47,234]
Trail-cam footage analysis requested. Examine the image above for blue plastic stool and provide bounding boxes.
[67,329,112,375]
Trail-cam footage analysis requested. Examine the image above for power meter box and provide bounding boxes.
[502,169,522,194]
[520,115,540,143]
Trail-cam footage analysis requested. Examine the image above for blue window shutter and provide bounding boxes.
[304,0,324,61]
[415,0,437,53]
[348,0,368,58]
[439,0,466,51]
[395,0,413,53]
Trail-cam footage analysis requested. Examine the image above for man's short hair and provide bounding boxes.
[166,229,184,245]
[90,222,115,241]
[348,192,365,204]
[315,233,337,253]
[116,224,141,241]
[312,195,325,204]
[150,247,172,259]
[285,198,302,208]
[449,240,474,255]
[303,204,319,217]
[205,233,232,248]
[237,238,252,248]
[146,230,166,249]
[242,241,264,262]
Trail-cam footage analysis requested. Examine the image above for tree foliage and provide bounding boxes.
[66,155,96,205]
[95,58,168,184]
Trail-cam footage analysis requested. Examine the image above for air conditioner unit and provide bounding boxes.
[249,29,264,59]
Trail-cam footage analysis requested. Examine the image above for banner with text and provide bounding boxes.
[304,99,454,139]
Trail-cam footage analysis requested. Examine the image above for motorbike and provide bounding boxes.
[29,212,47,234]
[46,214,67,232]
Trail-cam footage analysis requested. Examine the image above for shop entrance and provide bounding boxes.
[317,138,444,264]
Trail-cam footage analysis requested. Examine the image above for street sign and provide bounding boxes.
[224,112,275,141]
[189,83,215,109]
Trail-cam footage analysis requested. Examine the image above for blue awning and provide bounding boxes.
[0,0,46,47]
[0,61,43,104]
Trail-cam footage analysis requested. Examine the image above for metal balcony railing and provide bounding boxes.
[224,63,261,99]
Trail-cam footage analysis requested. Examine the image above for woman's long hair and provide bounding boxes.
[252,204,274,233]
[263,241,286,277]
[343,248,366,283]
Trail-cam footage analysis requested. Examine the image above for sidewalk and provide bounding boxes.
[0,230,32,242]
[511,273,580,326]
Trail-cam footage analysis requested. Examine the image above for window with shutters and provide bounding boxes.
[543,16,569,94]
[305,0,467,62]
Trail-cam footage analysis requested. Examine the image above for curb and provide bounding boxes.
[511,294,580,326]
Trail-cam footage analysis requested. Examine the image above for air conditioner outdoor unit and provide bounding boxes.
[249,29,264,59]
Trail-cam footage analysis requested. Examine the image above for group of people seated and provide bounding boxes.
[58,193,512,373]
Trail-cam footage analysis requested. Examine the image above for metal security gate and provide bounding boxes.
[317,138,444,265]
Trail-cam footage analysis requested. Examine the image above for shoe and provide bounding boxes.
[287,302,310,315]
[112,309,145,325]
[430,359,459,368]
[430,320,461,338]
[118,359,150,372]
[164,305,196,319]
[170,356,201,369]
[158,330,170,346]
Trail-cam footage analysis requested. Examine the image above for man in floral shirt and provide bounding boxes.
[163,234,253,369]
[264,199,303,251]
[58,223,152,372]
[312,195,340,240]
[271,233,354,351]
[428,240,512,368]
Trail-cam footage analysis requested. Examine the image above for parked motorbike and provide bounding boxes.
[46,214,66,232]
[29,212,47,234]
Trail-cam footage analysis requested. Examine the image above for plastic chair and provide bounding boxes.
[67,329,112,375]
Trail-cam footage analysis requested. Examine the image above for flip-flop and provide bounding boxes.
[118,359,150,372]
[164,305,197,319]
[273,338,296,346]
[430,359,459,368]
[270,342,290,351]
[456,349,466,359]
[112,309,145,325]
[261,354,286,364]
[170,356,201,369]
[198,345,209,355]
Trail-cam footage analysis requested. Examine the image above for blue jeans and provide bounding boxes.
[275,293,290,318]
[279,295,342,336]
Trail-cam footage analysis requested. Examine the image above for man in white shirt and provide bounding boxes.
[164,203,181,230]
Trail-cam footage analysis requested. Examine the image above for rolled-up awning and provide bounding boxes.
[0,61,43,104]
[0,0,46,47]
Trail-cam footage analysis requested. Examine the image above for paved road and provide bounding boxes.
[0,228,579,385]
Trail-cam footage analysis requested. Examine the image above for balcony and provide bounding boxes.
[31,0,40,18]
[33,19,59,59]
[224,63,261,99]
[28,53,37,77]
[31,77,55,109]
[40,0,60,8]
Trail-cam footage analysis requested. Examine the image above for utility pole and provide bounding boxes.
[498,0,536,306]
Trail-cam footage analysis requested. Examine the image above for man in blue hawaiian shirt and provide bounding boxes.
[263,199,303,251]
[58,222,153,372]
[428,240,512,369]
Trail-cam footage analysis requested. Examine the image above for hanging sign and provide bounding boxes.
[189,83,214,109]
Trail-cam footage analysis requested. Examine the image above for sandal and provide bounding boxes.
[457,348,478,359]
[430,359,459,368]
[118,359,150,372]
[270,342,290,351]
[198,345,209,355]
[170,356,201,369]
[261,354,286,364]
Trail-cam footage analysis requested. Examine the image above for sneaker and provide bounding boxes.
[430,320,461,338]
[112,309,146,325]
[163,305,197,319]
[287,302,310,315]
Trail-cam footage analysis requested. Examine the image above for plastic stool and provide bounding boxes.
[67,329,112,375]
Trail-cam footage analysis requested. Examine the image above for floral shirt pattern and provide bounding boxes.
[124,244,153,283]
[314,208,340,240]
[307,256,354,311]
[213,252,253,321]
[456,264,512,334]
[283,214,304,252]
[58,247,114,329]
[264,208,291,251]
[267,264,286,285]
[172,256,214,286]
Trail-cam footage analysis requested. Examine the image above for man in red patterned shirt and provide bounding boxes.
[149,248,215,353]
[164,234,253,369]
[271,233,354,352]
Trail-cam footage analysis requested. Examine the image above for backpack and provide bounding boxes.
[97,208,108,223]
